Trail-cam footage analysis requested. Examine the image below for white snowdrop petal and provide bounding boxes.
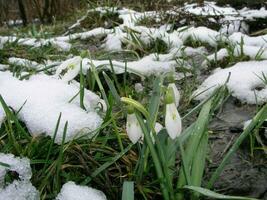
[165,103,182,139]
[126,113,143,144]
[55,56,82,82]
[168,83,180,107]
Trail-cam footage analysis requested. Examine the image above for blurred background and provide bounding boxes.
[0,0,266,27]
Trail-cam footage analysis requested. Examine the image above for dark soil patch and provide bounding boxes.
[206,97,267,199]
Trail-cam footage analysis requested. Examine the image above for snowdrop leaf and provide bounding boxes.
[183,186,258,200]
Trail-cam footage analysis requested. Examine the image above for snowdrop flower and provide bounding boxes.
[55,56,82,82]
[168,83,180,107]
[126,106,143,144]
[165,87,182,139]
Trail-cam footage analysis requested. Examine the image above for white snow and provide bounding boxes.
[229,32,267,48]
[56,181,106,200]
[0,64,9,70]
[194,60,267,104]
[0,72,103,143]
[86,55,178,76]
[55,54,181,79]
[219,16,249,35]
[240,7,267,20]
[0,153,32,185]
[8,57,44,69]
[0,36,71,51]
[0,153,39,200]
[202,45,267,67]
[179,26,224,47]
[0,180,39,200]
[182,1,238,16]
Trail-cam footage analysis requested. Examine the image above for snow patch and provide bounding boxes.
[56,181,106,200]
[229,32,267,48]
[0,72,103,143]
[0,153,39,200]
[194,60,267,104]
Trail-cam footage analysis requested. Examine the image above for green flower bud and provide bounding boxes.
[165,87,175,104]
[127,105,135,114]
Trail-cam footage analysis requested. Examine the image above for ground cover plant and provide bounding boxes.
[0,0,267,200]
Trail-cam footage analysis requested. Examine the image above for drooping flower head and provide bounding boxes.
[165,87,182,139]
[126,106,143,144]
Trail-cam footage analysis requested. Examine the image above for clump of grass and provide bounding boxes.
[136,16,160,27]
[79,10,123,30]
[136,11,222,32]
[184,37,215,51]
[0,42,61,63]
[123,28,169,57]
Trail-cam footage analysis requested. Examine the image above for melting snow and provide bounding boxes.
[0,153,39,200]
[202,45,267,67]
[0,36,71,51]
[179,26,224,47]
[182,1,238,16]
[194,60,267,104]
[229,32,267,48]
[56,181,106,200]
[0,72,103,143]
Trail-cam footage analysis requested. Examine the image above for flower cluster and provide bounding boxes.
[126,82,182,143]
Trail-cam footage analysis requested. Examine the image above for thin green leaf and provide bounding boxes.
[122,181,134,200]
[103,71,122,105]
[121,97,149,118]
[183,186,258,200]
[82,144,133,185]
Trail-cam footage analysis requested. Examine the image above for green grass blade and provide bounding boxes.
[102,71,122,105]
[0,161,10,168]
[177,98,213,199]
[81,144,133,185]
[91,64,109,110]
[148,75,163,125]
[55,121,68,192]
[80,61,86,110]
[42,113,62,173]
[135,112,169,200]
[183,186,258,200]
[191,131,209,187]
[0,95,31,141]
[122,181,134,200]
